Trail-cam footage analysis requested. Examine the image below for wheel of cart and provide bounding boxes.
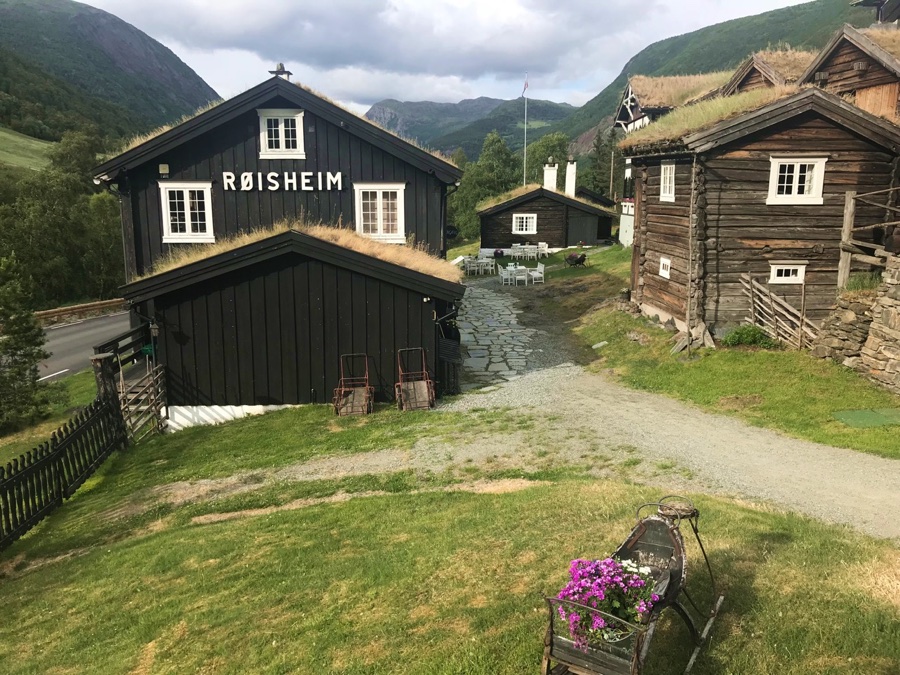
[332,353,375,416]
[542,496,725,675]
[394,347,436,411]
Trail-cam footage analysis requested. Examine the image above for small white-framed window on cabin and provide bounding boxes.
[768,261,808,284]
[659,257,671,279]
[512,213,537,235]
[258,109,306,159]
[159,182,215,244]
[354,183,406,243]
[660,161,675,202]
[766,157,827,205]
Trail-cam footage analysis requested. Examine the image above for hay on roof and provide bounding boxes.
[142,221,462,283]
[477,184,617,214]
[116,99,224,155]
[861,27,900,62]
[754,48,818,82]
[620,85,798,152]
[629,71,734,109]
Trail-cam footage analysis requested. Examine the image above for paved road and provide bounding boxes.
[39,313,132,381]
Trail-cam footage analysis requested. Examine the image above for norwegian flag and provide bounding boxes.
[522,73,529,97]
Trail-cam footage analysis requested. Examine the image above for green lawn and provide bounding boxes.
[0,126,52,170]
[0,402,897,674]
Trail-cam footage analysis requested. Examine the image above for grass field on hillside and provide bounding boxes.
[0,126,52,170]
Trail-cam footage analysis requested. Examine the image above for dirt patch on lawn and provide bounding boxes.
[0,548,91,579]
[845,549,900,610]
[717,394,764,411]
[453,478,549,494]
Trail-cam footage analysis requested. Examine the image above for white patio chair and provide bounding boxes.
[513,266,529,286]
[538,242,550,258]
[529,262,545,284]
[525,245,538,261]
[499,267,514,285]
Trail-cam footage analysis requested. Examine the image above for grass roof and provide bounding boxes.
[860,27,900,62]
[620,85,798,152]
[116,99,224,154]
[629,71,734,109]
[476,183,618,214]
[755,48,818,81]
[141,221,463,283]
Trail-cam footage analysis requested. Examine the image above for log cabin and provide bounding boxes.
[620,86,900,335]
[93,75,465,429]
[478,161,615,249]
[720,49,818,96]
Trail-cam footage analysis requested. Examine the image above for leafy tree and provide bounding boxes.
[524,132,570,188]
[0,254,51,432]
[448,131,518,240]
[589,129,625,199]
[450,147,468,171]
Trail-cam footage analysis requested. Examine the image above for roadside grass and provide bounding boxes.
[447,239,481,259]
[578,308,900,459]
[0,126,52,170]
[1,473,897,674]
[0,370,97,467]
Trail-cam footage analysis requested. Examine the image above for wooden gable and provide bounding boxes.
[816,38,899,94]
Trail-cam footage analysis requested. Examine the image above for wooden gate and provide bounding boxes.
[119,365,167,442]
[740,274,820,348]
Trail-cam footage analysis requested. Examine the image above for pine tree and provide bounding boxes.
[0,255,51,432]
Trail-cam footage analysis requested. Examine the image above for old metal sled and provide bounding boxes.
[542,496,725,675]
[394,347,435,411]
[332,353,374,416]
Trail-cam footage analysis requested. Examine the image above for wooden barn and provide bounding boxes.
[720,49,817,96]
[799,24,900,119]
[620,87,900,335]
[478,161,615,250]
[93,74,465,428]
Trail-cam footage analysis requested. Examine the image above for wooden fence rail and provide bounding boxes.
[740,274,820,349]
[121,365,167,442]
[0,396,127,553]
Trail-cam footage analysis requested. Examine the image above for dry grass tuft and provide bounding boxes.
[477,183,617,214]
[142,221,463,284]
[621,85,797,151]
[116,99,224,154]
[629,71,734,109]
[755,48,818,81]
[844,549,900,609]
[861,27,900,60]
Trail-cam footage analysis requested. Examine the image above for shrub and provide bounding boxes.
[844,272,883,293]
[720,324,781,349]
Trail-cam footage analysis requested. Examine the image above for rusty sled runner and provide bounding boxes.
[542,496,725,675]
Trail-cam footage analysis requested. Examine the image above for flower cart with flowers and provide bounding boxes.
[541,496,725,675]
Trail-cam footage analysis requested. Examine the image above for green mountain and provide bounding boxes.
[430,97,576,159]
[0,0,219,130]
[365,97,505,145]
[550,0,874,142]
[0,46,144,142]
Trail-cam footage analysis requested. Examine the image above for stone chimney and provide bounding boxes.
[565,157,576,197]
[543,157,558,191]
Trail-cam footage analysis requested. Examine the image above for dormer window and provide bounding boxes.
[258,109,306,160]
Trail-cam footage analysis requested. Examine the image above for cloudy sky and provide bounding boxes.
[82,0,810,113]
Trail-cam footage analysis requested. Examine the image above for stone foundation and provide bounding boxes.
[809,296,875,368]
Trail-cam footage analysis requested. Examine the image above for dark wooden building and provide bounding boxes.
[621,87,900,334]
[478,186,615,249]
[94,76,465,428]
[93,76,461,280]
[720,49,816,96]
[574,186,616,208]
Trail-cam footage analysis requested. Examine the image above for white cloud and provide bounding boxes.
[82,0,813,108]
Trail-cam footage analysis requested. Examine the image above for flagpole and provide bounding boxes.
[523,73,528,186]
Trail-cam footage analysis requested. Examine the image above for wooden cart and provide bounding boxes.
[332,353,374,416]
[394,347,435,411]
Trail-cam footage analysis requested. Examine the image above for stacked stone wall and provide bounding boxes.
[859,257,900,394]
[810,296,875,367]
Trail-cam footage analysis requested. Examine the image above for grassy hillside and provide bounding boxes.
[365,97,505,145]
[0,0,218,129]
[431,97,576,159]
[551,0,873,140]
[0,126,51,169]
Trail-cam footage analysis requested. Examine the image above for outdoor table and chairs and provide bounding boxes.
[463,256,496,275]
[500,262,531,286]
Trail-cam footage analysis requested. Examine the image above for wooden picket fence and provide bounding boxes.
[0,396,127,552]
[740,274,820,348]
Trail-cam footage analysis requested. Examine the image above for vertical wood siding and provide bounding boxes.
[702,113,895,329]
[124,94,446,278]
[156,253,438,406]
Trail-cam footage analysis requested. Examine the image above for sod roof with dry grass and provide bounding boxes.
[620,85,798,152]
[628,71,734,109]
[860,26,900,63]
[754,48,819,82]
[476,184,617,215]
[142,221,463,284]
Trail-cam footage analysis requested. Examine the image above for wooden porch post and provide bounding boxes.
[837,190,856,289]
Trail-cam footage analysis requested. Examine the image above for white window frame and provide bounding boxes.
[768,261,807,284]
[353,182,406,243]
[159,181,215,244]
[766,157,827,205]
[512,213,537,235]
[258,109,306,160]
[660,161,675,203]
[659,257,671,279]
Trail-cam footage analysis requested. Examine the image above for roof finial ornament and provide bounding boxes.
[269,63,293,81]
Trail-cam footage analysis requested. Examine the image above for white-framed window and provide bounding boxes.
[258,109,306,160]
[768,261,807,284]
[659,257,671,279]
[159,182,214,244]
[660,161,675,202]
[766,157,827,205]
[512,213,537,235]
[354,183,406,243]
